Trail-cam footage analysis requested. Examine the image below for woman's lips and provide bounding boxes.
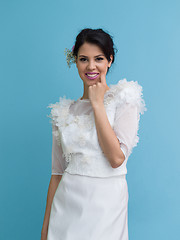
[85,73,99,80]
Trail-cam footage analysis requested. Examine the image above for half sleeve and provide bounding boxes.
[113,103,139,159]
[51,123,67,175]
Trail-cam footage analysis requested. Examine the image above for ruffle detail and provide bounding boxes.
[46,79,147,177]
[47,96,75,150]
[107,78,147,158]
[46,78,147,154]
[108,78,147,115]
[47,96,74,128]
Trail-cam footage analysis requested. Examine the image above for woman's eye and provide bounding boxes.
[96,57,103,61]
[80,58,87,62]
[79,57,104,62]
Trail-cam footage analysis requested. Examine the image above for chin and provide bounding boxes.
[81,74,101,85]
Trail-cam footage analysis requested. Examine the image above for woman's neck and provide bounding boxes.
[80,85,110,100]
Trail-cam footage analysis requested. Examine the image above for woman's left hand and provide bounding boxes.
[88,73,107,108]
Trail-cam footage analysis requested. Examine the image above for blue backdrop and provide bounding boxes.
[0,0,180,239]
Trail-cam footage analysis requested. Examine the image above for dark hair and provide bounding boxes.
[72,28,118,74]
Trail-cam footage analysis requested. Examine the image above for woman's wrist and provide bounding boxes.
[92,102,104,111]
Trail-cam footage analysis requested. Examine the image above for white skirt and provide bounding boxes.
[47,172,129,240]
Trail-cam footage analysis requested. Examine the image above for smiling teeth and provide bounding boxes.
[86,74,98,77]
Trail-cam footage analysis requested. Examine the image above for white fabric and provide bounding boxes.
[51,124,68,175]
[114,102,139,159]
[47,172,129,240]
[47,78,147,177]
[46,78,147,239]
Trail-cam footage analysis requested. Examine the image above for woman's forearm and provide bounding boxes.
[92,103,125,168]
[41,175,63,234]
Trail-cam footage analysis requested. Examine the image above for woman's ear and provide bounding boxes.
[108,55,113,68]
[75,56,77,64]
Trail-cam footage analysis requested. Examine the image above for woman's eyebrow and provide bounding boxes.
[79,54,105,57]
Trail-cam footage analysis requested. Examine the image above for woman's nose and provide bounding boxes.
[87,60,96,70]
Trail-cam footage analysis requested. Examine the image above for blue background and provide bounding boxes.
[0,0,180,239]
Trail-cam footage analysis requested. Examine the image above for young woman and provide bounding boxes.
[41,28,147,240]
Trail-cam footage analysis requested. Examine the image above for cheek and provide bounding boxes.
[78,68,86,79]
[79,65,86,73]
[99,64,108,73]
[77,66,84,74]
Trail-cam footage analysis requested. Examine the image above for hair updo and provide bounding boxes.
[72,28,118,74]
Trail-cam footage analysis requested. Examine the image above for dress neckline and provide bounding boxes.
[68,86,115,119]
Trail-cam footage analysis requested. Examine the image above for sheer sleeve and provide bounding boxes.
[113,103,139,159]
[51,123,67,175]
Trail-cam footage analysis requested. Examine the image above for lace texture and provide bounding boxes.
[47,78,147,174]
[109,78,147,114]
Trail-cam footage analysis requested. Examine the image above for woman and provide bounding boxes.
[41,28,147,240]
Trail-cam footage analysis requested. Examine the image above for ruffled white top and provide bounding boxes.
[47,78,147,178]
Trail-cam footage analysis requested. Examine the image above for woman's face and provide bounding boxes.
[75,42,113,87]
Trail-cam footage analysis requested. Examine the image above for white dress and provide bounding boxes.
[46,79,147,240]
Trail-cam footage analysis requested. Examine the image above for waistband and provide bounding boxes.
[65,170,126,179]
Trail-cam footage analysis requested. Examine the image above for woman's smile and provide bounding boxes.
[85,73,99,80]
